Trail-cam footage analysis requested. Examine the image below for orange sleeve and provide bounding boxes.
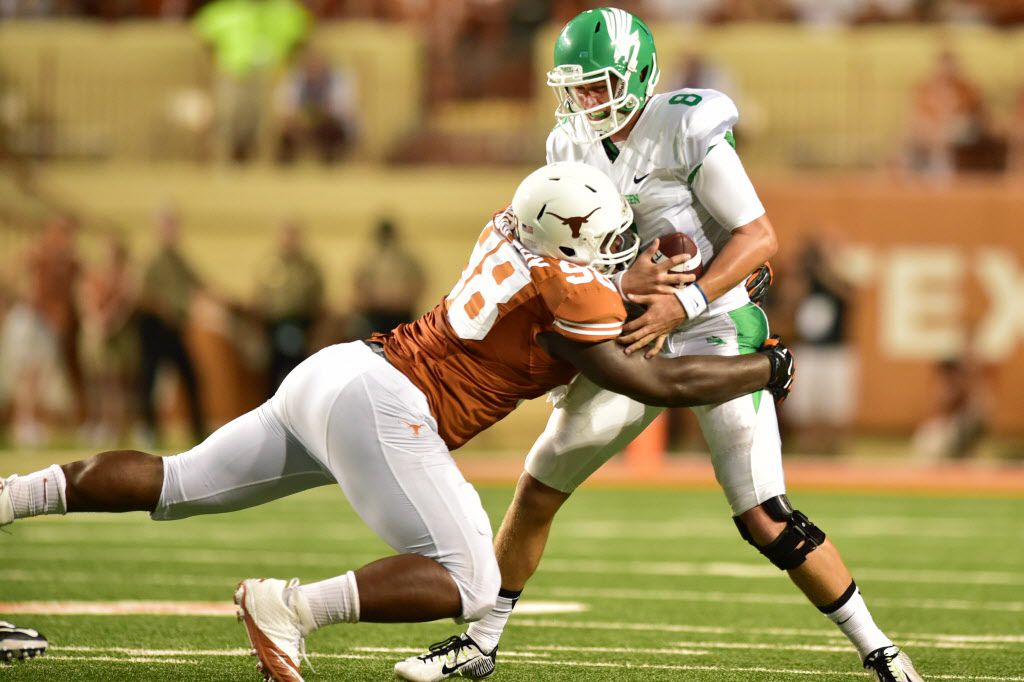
[539,265,626,344]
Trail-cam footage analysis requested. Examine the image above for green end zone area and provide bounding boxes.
[2,480,1022,681]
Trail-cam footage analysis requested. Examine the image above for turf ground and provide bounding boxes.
[1,479,1022,681]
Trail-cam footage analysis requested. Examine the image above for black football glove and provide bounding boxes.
[745,262,773,306]
[757,334,794,404]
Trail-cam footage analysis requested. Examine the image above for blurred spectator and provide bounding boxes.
[375,0,548,104]
[675,52,737,95]
[782,234,858,454]
[255,217,324,395]
[0,0,56,18]
[79,235,139,445]
[0,279,62,447]
[913,351,993,460]
[708,0,795,22]
[352,218,425,336]
[1008,85,1024,174]
[972,0,1024,26]
[274,47,357,165]
[786,0,917,26]
[25,214,85,426]
[455,0,548,99]
[903,49,1005,177]
[551,0,646,25]
[137,205,205,445]
[848,0,914,24]
[644,0,721,22]
[194,0,311,162]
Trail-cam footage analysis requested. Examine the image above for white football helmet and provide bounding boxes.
[511,161,637,275]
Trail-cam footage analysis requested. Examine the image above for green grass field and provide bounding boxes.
[1,480,1022,681]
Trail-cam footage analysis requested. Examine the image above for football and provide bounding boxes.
[652,232,704,280]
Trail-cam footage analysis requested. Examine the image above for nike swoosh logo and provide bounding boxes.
[634,172,651,183]
[441,659,476,675]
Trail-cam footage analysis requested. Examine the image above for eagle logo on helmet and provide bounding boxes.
[545,207,600,238]
[602,8,640,72]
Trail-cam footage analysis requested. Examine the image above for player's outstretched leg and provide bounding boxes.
[1,451,165,528]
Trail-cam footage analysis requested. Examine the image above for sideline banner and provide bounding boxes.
[759,176,1024,434]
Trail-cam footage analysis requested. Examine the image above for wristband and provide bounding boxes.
[612,271,628,301]
[674,283,709,319]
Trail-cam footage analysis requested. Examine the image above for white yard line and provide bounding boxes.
[0,601,237,616]
[8,545,1022,587]
[356,645,709,656]
[0,569,232,588]
[41,647,1024,680]
[512,618,1024,648]
[58,646,247,657]
[537,586,1024,613]
[0,600,586,617]
[56,645,550,660]
[42,655,198,665]
[3,601,1019,648]
[0,545,377,568]
[537,558,1024,586]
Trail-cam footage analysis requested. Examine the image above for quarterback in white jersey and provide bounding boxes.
[397,7,925,682]
[547,86,763,326]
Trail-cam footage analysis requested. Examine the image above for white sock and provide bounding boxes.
[820,582,892,660]
[296,571,360,632]
[466,588,520,653]
[10,465,67,519]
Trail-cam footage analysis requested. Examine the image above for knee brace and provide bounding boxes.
[733,495,826,571]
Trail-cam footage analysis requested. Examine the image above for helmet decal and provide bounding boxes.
[603,8,639,74]
[545,207,601,238]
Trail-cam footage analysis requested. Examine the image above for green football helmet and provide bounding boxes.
[547,7,660,143]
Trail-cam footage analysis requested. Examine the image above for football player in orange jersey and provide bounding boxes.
[0,162,793,682]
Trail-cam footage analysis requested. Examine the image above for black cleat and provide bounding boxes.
[0,621,48,663]
[864,645,925,682]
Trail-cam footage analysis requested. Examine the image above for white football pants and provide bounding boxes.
[152,341,500,621]
[525,303,785,515]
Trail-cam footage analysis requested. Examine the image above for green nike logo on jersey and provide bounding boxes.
[706,336,726,345]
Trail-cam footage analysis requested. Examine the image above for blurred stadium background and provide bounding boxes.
[2,0,1023,466]
[2,1,1024,678]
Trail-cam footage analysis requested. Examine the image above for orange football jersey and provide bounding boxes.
[372,214,626,449]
